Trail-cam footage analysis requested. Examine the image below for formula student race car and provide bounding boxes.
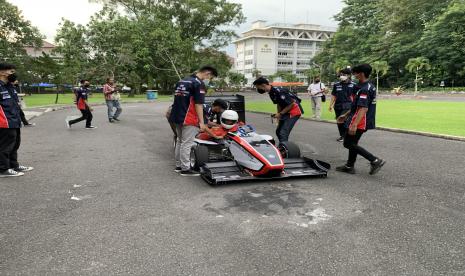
[190,124,331,185]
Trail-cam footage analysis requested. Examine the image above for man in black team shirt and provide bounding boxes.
[253,77,303,143]
[169,65,218,176]
[336,64,385,175]
[329,68,356,142]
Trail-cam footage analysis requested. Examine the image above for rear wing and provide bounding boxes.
[204,94,246,123]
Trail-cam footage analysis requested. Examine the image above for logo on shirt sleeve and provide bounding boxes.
[360,94,367,99]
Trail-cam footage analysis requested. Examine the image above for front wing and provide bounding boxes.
[200,157,331,185]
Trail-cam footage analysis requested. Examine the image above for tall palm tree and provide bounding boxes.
[406,57,431,96]
[372,61,389,93]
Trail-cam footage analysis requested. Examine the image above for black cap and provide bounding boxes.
[252,77,269,86]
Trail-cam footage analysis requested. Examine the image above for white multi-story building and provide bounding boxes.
[233,20,336,85]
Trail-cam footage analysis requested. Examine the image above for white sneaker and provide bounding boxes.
[15,165,34,172]
[66,119,71,129]
[0,169,25,177]
[85,126,97,129]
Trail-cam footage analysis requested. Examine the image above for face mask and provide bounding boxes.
[84,84,90,88]
[7,73,17,83]
[203,79,210,86]
[340,75,348,81]
[314,79,320,83]
[257,88,266,94]
[351,76,358,84]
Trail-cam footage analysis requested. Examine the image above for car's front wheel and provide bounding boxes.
[190,145,209,171]
[278,141,301,159]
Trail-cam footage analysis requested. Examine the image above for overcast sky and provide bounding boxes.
[10,0,344,54]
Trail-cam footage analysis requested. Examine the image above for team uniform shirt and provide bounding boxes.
[75,86,90,110]
[346,81,377,131]
[169,75,206,126]
[203,104,223,125]
[269,87,303,118]
[0,80,21,128]
[331,81,356,110]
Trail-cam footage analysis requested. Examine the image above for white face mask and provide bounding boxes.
[340,75,348,81]
[203,79,210,86]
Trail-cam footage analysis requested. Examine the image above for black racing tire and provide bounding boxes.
[279,141,301,159]
[190,145,209,171]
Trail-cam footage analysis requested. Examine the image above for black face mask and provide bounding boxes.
[7,73,17,83]
[84,84,90,88]
[314,79,320,83]
[257,88,266,94]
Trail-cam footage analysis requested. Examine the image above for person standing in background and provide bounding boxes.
[307,77,326,119]
[103,78,122,123]
[329,68,355,142]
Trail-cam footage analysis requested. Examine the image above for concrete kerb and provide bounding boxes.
[248,110,465,143]
[24,100,153,121]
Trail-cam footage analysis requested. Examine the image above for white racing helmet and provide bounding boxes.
[220,110,239,130]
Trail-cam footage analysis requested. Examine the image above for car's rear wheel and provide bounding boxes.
[190,145,209,171]
[279,141,301,158]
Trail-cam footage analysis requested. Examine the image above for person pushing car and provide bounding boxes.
[253,77,303,143]
[169,65,218,176]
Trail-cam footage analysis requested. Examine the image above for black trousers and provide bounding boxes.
[0,128,20,172]
[20,108,29,125]
[276,116,300,142]
[343,130,377,167]
[69,108,93,127]
[335,108,349,137]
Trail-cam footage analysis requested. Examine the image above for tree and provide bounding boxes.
[227,72,247,87]
[421,0,465,85]
[303,67,320,84]
[406,57,431,95]
[372,61,389,92]
[252,68,262,79]
[0,0,43,60]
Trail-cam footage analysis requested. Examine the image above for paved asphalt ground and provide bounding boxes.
[1,102,464,275]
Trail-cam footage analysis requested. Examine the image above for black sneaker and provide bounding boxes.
[109,118,114,123]
[174,167,182,172]
[337,136,344,142]
[113,117,120,122]
[0,169,24,178]
[336,165,355,174]
[180,170,200,176]
[370,159,386,175]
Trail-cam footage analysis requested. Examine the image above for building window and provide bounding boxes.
[278,61,293,66]
[278,41,294,48]
[298,41,313,48]
[245,50,254,56]
[245,60,253,65]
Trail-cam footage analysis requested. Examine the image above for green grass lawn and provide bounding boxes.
[23,93,171,107]
[247,99,465,137]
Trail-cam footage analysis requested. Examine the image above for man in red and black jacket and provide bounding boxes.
[0,63,34,178]
[66,80,96,129]
[253,77,304,143]
[169,65,218,176]
[336,64,385,175]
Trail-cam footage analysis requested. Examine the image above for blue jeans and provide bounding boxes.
[106,100,122,119]
[276,115,300,142]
